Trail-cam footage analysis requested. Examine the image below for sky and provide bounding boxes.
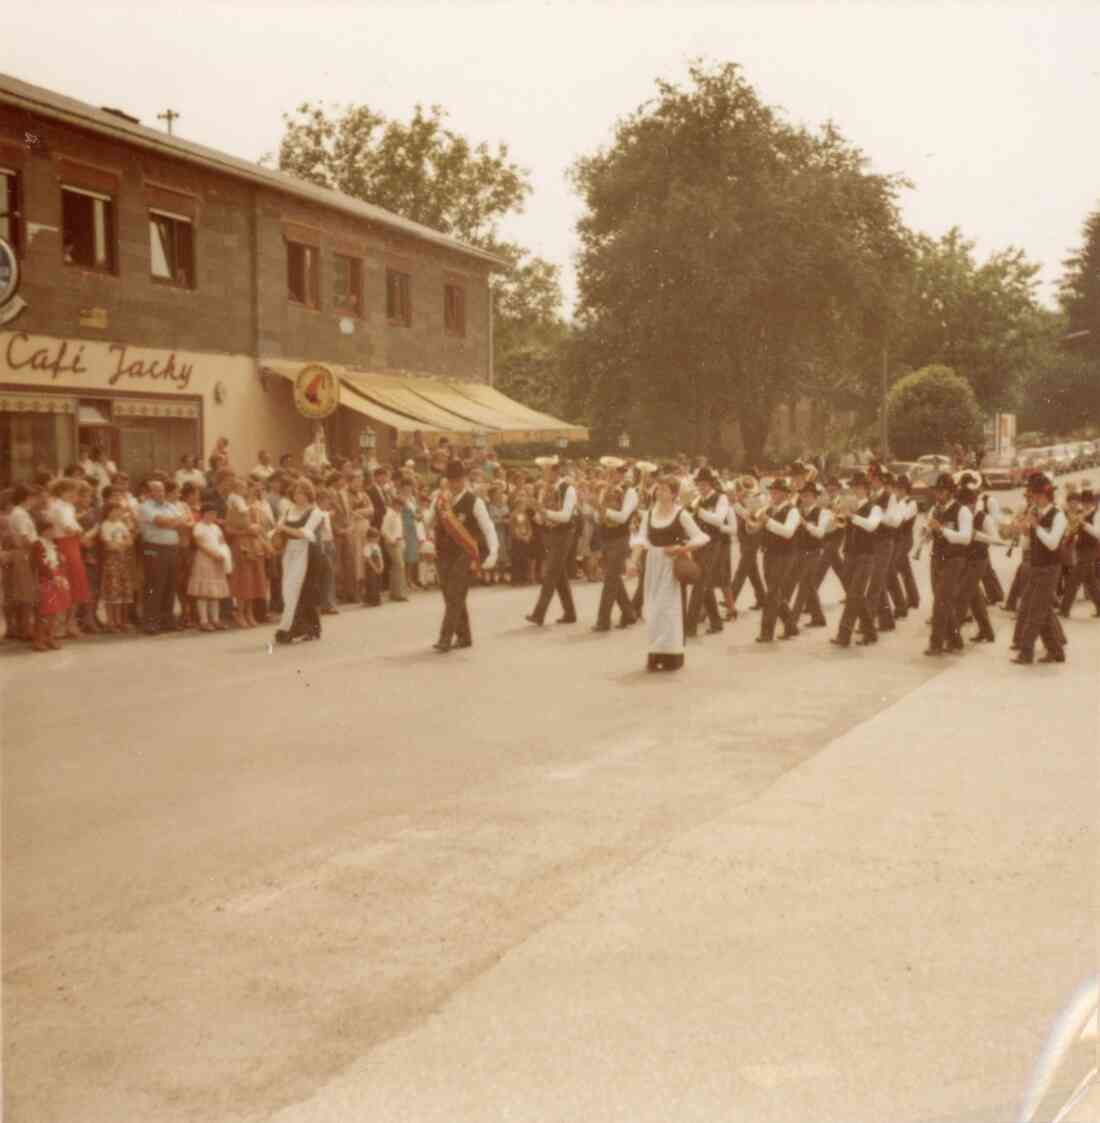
[4,1,1098,312]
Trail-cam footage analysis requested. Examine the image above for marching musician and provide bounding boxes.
[813,476,848,599]
[865,464,898,635]
[684,468,728,638]
[729,476,767,614]
[954,483,997,644]
[1012,472,1067,665]
[430,460,498,654]
[830,471,882,648]
[526,457,578,626]
[894,475,920,612]
[592,458,639,632]
[755,477,801,643]
[790,480,830,628]
[1059,487,1100,618]
[925,472,971,656]
[719,479,740,621]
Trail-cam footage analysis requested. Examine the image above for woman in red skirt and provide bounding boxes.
[47,478,89,638]
[31,514,71,651]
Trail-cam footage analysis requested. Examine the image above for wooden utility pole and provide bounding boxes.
[157,109,180,136]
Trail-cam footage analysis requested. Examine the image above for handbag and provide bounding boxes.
[672,553,700,585]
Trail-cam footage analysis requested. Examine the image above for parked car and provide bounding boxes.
[982,453,1023,490]
[917,453,952,470]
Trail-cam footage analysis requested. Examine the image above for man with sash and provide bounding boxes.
[526,457,578,626]
[684,467,728,638]
[431,460,498,654]
[592,458,639,632]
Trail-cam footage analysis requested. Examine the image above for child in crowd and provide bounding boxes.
[487,485,510,586]
[417,519,437,588]
[30,514,70,652]
[98,498,135,632]
[363,528,384,607]
[188,505,232,631]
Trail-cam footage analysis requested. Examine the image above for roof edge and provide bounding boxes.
[0,72,509,270]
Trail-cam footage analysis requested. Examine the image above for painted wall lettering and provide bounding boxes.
[5,332,88,379]
[108,344,193,390]
[2,332,194,391]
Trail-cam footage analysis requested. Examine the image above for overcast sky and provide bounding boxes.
[5,1,1098,311]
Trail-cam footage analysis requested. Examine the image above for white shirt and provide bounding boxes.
[972,507,1000,546]
[175,467,207,490]
[48,498,81,535]
[802,506,834,539]
[1083,507,1100,541]
[280,504,325,543]
[543,482,577,525]
[851,501,882,533]
[765,505,801,539]
[694,490,729,530]
[9,504,38,545]
[251,463,276,482]
[942,504,974,546]
[83,458,114,495]
[303,441,330,475]
[723,502,739,537]
[381,508,403,546]
[1033,505,1066,551]
[882,493,904,528]
[605,485,638,526]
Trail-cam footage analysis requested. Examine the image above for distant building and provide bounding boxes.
[0,74,583,484]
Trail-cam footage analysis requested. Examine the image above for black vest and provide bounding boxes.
[848,500,877,557]
[940,500,967,560]
[696,491,723,541]
[602,486,634,541]
[763,503,795,554]
[647,508,688,547]
[874,491,895,538]
[1029,505,1061,568]
[968,508,990,562]
[900,500,917,547]
[796,506,824,553]
[435,491,487,563]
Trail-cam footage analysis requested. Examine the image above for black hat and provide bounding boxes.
[445,459,466,481]
[957,486,978,506]
[850,471,869,488]
[878,469,895,485]
[1026,471,1053,493]
[896,474,911,491]
[695,467,716,485]
[768,476,790,492]
[799,480,820,496]
[935,472,956,490]
[1081,488,1095,504]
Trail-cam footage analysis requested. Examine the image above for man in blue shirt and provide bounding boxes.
[138,479,187,634]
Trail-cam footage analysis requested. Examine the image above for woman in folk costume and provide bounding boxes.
[273,479,326,644]
[628,474,709,672]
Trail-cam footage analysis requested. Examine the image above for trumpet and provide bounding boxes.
[1001,505,1033,558]
[742,501,773,533]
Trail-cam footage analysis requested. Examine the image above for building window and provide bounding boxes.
[287,241,319,307]
[444,283,466,336]
[334,254,361,314]
[0,169,20,252]
[386,269,412,326]
[149,211,195,288]
[61,186,115,272]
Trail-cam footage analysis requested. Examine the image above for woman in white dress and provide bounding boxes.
[630,475,709,672]
[274,480,325,644]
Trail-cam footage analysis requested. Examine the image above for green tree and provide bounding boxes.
[885,364,983,459]
[270,101,566,403]
[1058,204,1100,358]
[568,62,911,465]
[1018,349,1100,434]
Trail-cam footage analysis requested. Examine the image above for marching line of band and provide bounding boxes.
[425,453,1100,670]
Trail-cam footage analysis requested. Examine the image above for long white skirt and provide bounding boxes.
[643,547,685,655]
[278,539,309,632]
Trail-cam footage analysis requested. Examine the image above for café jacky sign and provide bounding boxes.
[3,331,195,390]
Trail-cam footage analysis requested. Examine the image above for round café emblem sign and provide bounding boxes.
[293,363,339,419]
[0,237,24,325]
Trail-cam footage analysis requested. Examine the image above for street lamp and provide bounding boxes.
[472,429,487,450]
[618,431,631,451]
[358,426,376,471]
[557,437,568,451]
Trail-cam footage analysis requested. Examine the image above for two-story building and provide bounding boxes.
[0,73,584,485]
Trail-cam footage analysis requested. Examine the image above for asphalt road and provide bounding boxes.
[2,535,1096,1123]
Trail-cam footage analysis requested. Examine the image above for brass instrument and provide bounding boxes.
[830,492,860,530]
[1001,504,1034,558]
[535,478,562,527]
[599,482,625,528]
[742,497,773,534]
[912,506,942,561]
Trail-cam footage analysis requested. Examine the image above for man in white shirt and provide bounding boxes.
[174,454,206,492]
[381,494,409,602]
[756,477,801,643]
[1059,487,1100,618]
[955,484,998,643]
[82,445,116,498]
[831,471,882,648]
[926,473,972,655]
[303,425,331,479]
[526,458,578,626]
[867,464,901,634]
[792,480,832,628]
[592,459,639,632]
[251,450,276,483]
[429,459,498,652]
[1013,473,1068,664]
[685,467,728,638]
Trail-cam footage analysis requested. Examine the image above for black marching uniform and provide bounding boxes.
[927,498,967,653]
[594,485,638,630]
[833,497,879,645]
[757,500,799,642]
[792,504,828,627]
[897,497,920,610]
[435,490,489,650]
[1015,504,1067,662]
[685,490,726,636]
[1060,503,1100,617]
[528,479,578,624]
[955,505,996,642]
[731,506,767,610]
[867,488,896,633]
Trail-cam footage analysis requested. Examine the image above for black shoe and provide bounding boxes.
[1038,652,1066,664]
[591,624,611,633]
[924,647,944,656]
[857,635,877,646]
[706,624,723,635]
[525,614,544,626]
[947,642,964,653]
[274,629,292,645]
[616,617,637,629]
[830,637,850,648]
[750,603,763,611]
[432,641,452,654]
[808,618,827,628]
[879,623,896,633]
[454,638,472,649]
[755,635,773,644]
[894,611,908,620]
[1011,653,1033,665]
[557,615,577,624]
[970,633,996,643]
[780,628,799,640]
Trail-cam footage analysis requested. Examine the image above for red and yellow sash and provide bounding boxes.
[437,494,481,574]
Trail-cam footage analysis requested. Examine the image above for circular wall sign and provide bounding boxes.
[0,237,20,308]
[293,363,339,419]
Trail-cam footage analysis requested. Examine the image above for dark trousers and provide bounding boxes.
[814,535,846,596]
[141,544,178,632]
[631,552,646,615]
[1017,564,1064,658]
[793,549,826,623]
[929,555,966,650]
[759,549,796,639]
[685,538,723,635]
[437,551,472,645]
[1060,548,1100,615]
[531,528,576,622]
[597,534,636,627]
[1006,557,1027,611]
[885,543,908,616]
[981,561,1004,605]
[731,538,766,607]
[896,543,920,609]
[957,558,994,639]
[836,553,875,640]
[868,538,895,630]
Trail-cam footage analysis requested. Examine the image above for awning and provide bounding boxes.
[78,403,112,426]
[259,359,588,444]
[112,399,200,420]
[0,393,74,414]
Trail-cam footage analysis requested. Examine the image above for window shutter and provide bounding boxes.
[57,158,119,196]
[145,184,196,221]
[282,221,320,247]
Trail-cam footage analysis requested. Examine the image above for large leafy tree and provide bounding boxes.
[1058,204,1100,357]
[886,364,983,459]
[270,101,566,404]
[568,62,911,465]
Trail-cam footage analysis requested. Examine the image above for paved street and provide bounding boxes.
[2,542,1096,1123]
